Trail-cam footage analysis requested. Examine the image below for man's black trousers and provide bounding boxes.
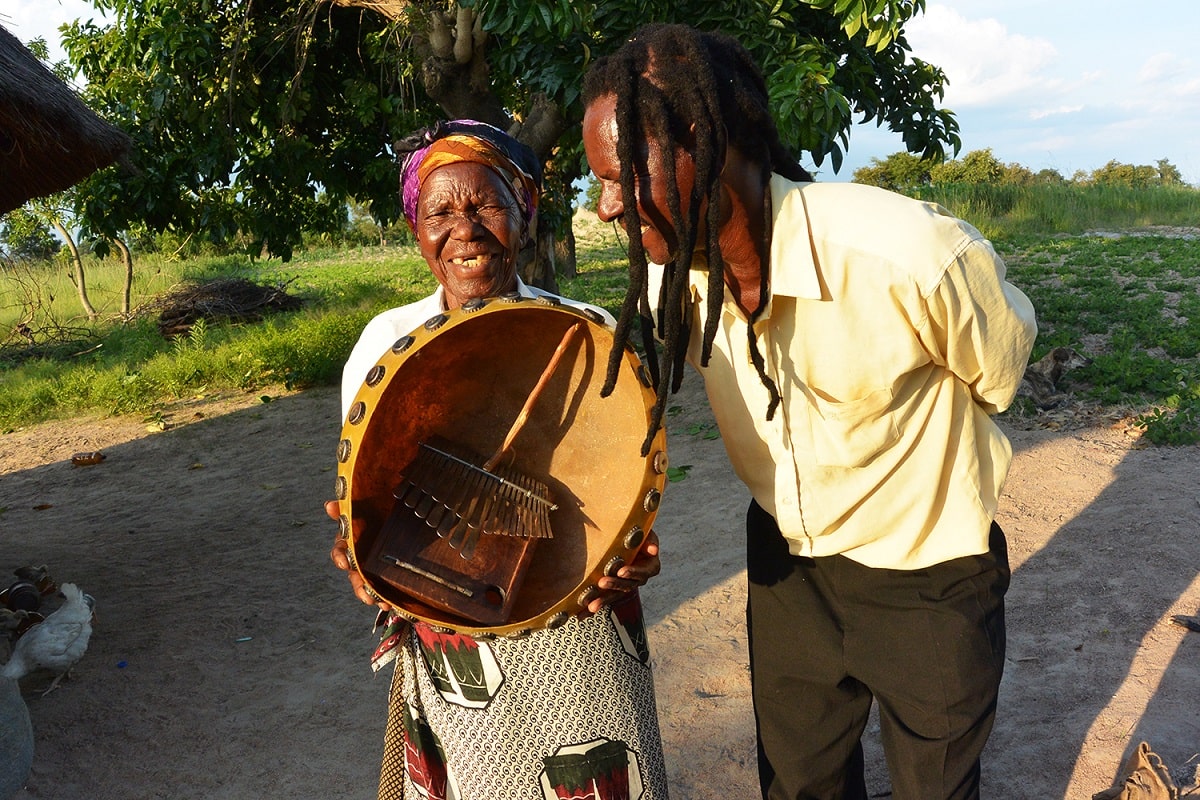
[746,500,1010,800]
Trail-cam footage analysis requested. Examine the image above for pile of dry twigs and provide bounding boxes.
[149,277,303,338]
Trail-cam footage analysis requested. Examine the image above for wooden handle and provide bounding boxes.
[484,322,583,471]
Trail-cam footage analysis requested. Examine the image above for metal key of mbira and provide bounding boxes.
[368,321,583,623]
[400,437,556,557]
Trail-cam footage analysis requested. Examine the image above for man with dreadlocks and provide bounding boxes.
[582,22,1037,800]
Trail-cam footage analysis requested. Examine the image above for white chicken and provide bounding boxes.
[1,583,95,696]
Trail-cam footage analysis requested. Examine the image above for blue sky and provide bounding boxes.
[5,1,1198,185]
[835,2,1200,184]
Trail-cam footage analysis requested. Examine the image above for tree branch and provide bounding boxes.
[515,92,567,163]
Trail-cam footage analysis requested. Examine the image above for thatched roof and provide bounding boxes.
[0,23,130,215]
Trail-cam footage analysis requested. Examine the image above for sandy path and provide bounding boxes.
[2,378,1198,798]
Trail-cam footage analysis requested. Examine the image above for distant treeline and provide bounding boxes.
[852,150,1199,238]
[852,149,1189,192]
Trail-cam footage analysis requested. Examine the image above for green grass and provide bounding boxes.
[910,183,1200,240]
[993,232,1200,443]
[3,188,1200,443]
[0,246,435,429]
[559,210,632,321]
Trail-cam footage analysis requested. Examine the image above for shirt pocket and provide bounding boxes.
[804,385,900,468]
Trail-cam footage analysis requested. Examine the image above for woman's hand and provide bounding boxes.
[326,500,393,611]
[585,529,661,615]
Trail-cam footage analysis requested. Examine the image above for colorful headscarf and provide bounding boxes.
[396,119,542,232]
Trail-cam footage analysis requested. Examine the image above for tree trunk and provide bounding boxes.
[415,6,510,128]
[518,228,559,296]
[51,218,97,319]
[331,0,574,291]
[113,237,134,315]
[555,223,577,280]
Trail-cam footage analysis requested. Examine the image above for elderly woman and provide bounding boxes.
[327,120,669,800]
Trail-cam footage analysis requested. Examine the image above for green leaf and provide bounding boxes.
[56,0,959,254]
[667,465,693,482]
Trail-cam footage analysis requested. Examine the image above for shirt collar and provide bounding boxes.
[767,173,822,301]
[666,174,820,320]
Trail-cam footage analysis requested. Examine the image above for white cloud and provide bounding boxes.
[1029,105,1084,120]
[1132,52,1200,111]
[907,4,1059,107]
[1138,52,1188,83]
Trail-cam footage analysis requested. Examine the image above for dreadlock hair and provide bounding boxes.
[583,23,814,454]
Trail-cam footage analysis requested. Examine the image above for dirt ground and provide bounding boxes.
[2,374,1199,799]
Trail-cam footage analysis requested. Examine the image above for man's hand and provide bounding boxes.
[585,529,661,615]
[326,499,393,611]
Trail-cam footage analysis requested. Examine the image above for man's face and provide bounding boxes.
[582,92,697,265]
[415,161,524,309]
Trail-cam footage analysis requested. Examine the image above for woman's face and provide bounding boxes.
[416,161,525,309]
[582,92,696,266]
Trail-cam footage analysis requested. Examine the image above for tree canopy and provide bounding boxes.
[853,149,1189,191]
[61,0,960,261]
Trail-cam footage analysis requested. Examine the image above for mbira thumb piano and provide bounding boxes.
[334,295,668,638]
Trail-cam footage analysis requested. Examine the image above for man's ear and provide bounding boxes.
[686,120,728,171]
